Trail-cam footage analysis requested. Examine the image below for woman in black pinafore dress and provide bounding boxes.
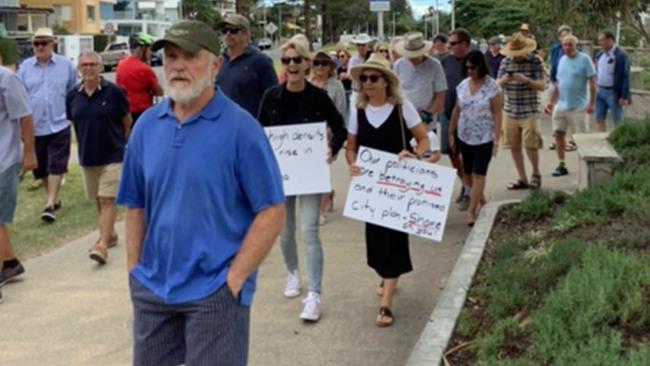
[345,54,431,327]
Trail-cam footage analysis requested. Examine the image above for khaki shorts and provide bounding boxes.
[82,163,122,199]
[502,115,543,150]
[552,107,586,133]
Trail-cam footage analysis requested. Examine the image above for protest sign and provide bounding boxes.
[343,146,456,241]
[265,122,331,196]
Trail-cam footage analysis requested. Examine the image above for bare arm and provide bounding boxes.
[490,94,503,156]
[227,203,285,296]
[122,114,133,138]
[408,123,430,158]
[125,208,146,271]
[20,115,37,172]
[151,84,164,97]
[427,91,446,115]
[587,77,596,113]
[448,103,461,152]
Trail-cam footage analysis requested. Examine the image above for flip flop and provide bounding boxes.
[507,180,529,190]
[376,307,394,327]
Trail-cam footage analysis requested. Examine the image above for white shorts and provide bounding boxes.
[552,107,586,133]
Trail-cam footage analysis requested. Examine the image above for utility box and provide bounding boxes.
[574,132,622,190]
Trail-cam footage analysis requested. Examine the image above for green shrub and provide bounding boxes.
[507,190,567,223]
[608,119,650,150]
[476,318,526,362]
[532,246,650,364]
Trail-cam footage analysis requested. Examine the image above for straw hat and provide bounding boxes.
[33,27,55,40]
[350,53,399,89]
[519,23,530,32]
[500,32,536,57]
[394,31,432,58]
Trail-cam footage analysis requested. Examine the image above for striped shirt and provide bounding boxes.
[497,55,545,118]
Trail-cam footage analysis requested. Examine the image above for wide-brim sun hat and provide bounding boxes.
[394,31,432,58]
[500,32,536,57]
[352,33,372,45]
[350,53,399,89]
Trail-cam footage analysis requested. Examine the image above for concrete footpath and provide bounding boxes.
[0,121,579,366]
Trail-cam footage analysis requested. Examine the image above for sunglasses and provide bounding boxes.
[221,27,241,35]
[466,64,477,70]
[608,58,614,64]
[313,60,331,67]
[338,54,347,58]
[359,74,382,83]
[33,41,51,47]
[449,41,462,46]
[281,56,304,65]
[378,49,389,53]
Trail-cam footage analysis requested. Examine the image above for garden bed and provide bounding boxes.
[443,120,650,365]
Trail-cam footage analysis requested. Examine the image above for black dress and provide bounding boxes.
[356,104,414,278]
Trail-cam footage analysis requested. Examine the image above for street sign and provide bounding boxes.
[265,22,278,35]
[370,0,390,12]
[104,23,114,34]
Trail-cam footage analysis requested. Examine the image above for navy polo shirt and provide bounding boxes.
[116,89,285,306]
[216,45,278,117]
[66,78,129,167]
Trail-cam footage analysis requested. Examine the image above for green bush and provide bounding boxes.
[532,246,650,365]
[507,190,567,223]
[609,120,650,169]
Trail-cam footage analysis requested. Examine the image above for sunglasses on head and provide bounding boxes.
[313,60,330,67]
[33,40,51,47]
[221,27,241,35]
[359,74,382,83]
[281,56,304,65]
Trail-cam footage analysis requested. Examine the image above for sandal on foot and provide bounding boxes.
[530,174,542,189]
[376,307,394,327]
[549,142,556,150]
[507,180,529,190]
[565,141,577,152]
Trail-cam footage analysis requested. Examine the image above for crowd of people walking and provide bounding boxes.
[0,14,632,365]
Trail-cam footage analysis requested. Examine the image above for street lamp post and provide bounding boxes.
[392,11,400,38]
[615,11,622,46]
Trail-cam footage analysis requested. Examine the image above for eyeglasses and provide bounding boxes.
[313,60,330,67]
[359,74,382,83]
[221,27,241,35]
[281,56,304,65]
[466,64,477,70]
[33,41,51,47]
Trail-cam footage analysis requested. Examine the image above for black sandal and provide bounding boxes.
[507,180,529,190]
[530,174,542,189]
[376,307,394,327]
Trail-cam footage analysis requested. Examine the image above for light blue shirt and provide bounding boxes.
[17,53,77,136]
[557,52,596,110]
[116,89,285,306]
[0,66,32,174]
[597,46,616,87]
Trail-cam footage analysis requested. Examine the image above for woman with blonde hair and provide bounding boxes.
[336,46,353,103]
[374,42,391,62]
[346,54,430,327]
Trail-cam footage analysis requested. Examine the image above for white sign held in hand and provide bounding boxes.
[343,146,456,241]
[264,122,331,196]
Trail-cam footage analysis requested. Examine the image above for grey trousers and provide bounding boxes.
[129,276,250,366]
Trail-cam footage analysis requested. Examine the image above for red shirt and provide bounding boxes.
[115,56,160,113]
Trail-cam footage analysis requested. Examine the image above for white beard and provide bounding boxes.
[166,72,214,104]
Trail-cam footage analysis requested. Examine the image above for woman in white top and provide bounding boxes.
[346,54,432,327]
[449,50,502,226]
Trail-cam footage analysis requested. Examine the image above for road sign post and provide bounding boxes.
[370,0,390,40]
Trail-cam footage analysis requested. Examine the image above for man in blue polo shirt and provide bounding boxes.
[117,20,285,366]
[216,13,278,117]
[66,51,131,265]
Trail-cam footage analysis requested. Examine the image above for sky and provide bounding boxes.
[410,0,451,19]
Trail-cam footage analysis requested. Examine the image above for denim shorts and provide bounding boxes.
[595,87,623,124]
[0,163,21,224]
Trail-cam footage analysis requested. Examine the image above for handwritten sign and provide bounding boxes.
[264,122,331,196]
[343,146,456,241]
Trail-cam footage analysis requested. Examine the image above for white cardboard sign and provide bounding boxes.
[343,146,456,241]
[264,122,331,196]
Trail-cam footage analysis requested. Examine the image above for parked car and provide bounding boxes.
[257,37,272,50]
[100,42,130,72]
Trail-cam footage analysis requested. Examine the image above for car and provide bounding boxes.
[99,42,130,72]
[150,50,162,67]
[257,37,272,50]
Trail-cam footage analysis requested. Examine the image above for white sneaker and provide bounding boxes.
[300,292,322,322]
[283,270,301,298]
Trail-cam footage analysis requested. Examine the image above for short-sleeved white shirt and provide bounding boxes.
[456,77,500,145]
[347,99,421,135]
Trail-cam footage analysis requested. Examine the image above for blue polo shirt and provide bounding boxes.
[66,78,129,167]
[216,45,278,117]
[116,89,285,306]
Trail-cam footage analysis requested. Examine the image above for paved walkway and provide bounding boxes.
[0,121,580,366]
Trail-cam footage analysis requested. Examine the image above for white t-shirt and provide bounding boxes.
[348,99,420,135]
[456,77,501,145]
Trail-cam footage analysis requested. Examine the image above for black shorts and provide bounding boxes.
[33,127,71,179]
[458,139,493,176]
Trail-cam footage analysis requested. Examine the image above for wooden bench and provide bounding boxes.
[573,132,623,190]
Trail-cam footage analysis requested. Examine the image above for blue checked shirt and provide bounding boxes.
[18,53,78,136]
[497,55,545,119]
